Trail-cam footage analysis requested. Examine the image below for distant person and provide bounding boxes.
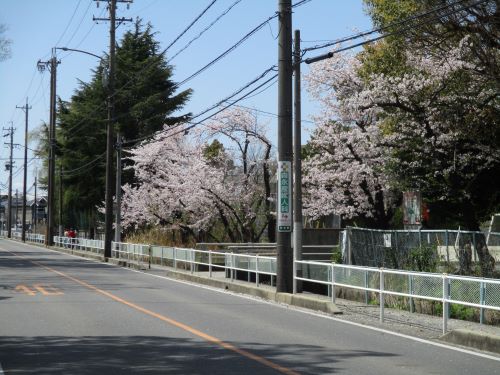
[68,228,76,248]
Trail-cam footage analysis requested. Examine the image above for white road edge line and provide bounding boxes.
[8,240,500,362]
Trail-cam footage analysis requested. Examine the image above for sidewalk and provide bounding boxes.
[38,243,500,356]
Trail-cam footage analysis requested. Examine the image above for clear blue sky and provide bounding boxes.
[0,0,373,197]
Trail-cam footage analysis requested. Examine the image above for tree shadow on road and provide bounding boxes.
[0,335,397,374]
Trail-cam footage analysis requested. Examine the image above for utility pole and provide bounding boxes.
[276,0,294,293]
[3,126,14,238]
[59,165,63,236]
[293,29,303,294]
[93,0,132,258]
[34,176,37,235]
[15,189,18,230]
[115,134,122,243]
[38,49,59,246]
[16,98,32,242]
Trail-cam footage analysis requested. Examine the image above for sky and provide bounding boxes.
[0,0,373,198]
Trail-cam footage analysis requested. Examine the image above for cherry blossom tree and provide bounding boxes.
[121,107,276,243]
[303,52,397,228]
[304,37,498,274]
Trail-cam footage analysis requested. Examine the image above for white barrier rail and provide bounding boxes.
[295,260,500,333]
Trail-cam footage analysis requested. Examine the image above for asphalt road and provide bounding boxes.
[0,239,499,375]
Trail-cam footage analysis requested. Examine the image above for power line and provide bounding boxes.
[138,73,279,146]
[167,0,244,63]
[175,13,279,88]
[46,1,311,141]
[122,65,278,145]
[63,0,94,48]
[61,152,106,176]
[302,0,470,53]
[164,0,218,52]
[54,0,83,47]
[304,0,487,64]
[59,8,279,136]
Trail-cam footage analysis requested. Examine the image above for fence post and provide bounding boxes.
[173,247,177,270]
[442,274,449,334]
[256,255,260,287]
[148,245,152,269]
[473,232,478,262]
[364,270,369,305]
[445,230,450,263]
[419,228,422,248]
[409,274,414,313]
[327,265,332,298]
[209,250,212,278]
[347,227,352,264]
[480,281,485,325]
[379,268,385,323]
[331,263,336,303]
[190,250,194,274]
[161,247,164,266]
[231,252,234,282]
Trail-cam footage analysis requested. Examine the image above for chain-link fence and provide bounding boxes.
[344,227,500,276]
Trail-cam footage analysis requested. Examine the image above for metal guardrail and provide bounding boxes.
[4,233,499,333]
[295,260,500,333]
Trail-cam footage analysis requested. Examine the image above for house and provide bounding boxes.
[0,194,47,230]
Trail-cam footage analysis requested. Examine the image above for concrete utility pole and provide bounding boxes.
[293,29,303,294]
[3,126,14,238]
[15,189,18,229]
[59,165,63,236]
[16,98,32,242]
[34,176,37,235]
[115,134,122,243]
[38,50,59,246]
[276,0,294,293]
[93,0,132,258]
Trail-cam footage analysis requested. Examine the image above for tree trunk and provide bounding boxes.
[462,202,495,277]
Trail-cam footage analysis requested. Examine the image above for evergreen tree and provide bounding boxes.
[53,20,191,231]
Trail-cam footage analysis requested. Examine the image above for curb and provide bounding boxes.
[440,329,500,355]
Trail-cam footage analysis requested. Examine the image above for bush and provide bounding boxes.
[406,245,438,272]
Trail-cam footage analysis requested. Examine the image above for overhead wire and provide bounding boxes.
[59,3,292,136]
[304,0,488,63]
[303,0,476,53]
[127,0,484,147]
[164,0,218,52]
[62,0,94,48]
[122,65,278,146]
[54,0,83,47]
[61,152,106,177]
[167,0,244,63]
[125,72,279,148]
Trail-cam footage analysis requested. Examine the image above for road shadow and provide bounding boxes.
[0,335,397,374]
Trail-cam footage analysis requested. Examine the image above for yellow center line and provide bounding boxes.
[1,247,300,375]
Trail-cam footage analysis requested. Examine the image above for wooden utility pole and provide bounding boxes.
[16,98,32,242]
[276,0,294,293]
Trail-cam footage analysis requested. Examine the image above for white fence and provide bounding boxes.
[2,233,499,333]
